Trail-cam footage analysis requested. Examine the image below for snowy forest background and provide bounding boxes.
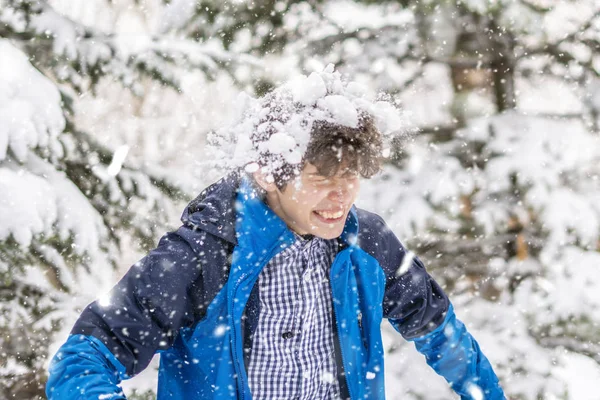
[1,0,600,399]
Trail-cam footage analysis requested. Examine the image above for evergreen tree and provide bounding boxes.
[357,2,600,398]
[0,1,248,398]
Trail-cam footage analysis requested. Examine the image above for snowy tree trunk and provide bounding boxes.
[489,22,517,112]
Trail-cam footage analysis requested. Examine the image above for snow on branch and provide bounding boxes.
[0,0,259,92]
[518,8,600,76]
[0,40,65,162]
[536,335,600,364]
[0,154,108,257]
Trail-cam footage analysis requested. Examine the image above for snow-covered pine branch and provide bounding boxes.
[0,2,243,396]
[0,0,260,93]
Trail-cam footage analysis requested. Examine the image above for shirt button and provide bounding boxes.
[282,331,294,339]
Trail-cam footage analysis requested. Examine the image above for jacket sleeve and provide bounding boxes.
[46,334,129,400]
[363,212,505,399]
[407,303,505,400]
[46,228,207,399]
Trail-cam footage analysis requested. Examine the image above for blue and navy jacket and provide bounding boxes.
[46,173,505,399]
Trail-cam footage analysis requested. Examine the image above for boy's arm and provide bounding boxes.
[372,216,504,399]
[384,255,505,399]
[401,303,505,400]
[46,228,207,399]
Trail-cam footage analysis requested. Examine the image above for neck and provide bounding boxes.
[264,190,310,236]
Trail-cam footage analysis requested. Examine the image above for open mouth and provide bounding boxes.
[313,209,345,223]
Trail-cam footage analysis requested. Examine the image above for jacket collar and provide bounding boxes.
[180,171,241,244]
[236,176,359,247]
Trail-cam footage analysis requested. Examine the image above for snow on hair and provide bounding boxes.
[207,64,407,181]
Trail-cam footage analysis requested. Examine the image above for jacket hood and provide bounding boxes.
[181,171,241,244]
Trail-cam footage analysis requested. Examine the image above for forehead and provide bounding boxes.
[301,162,356,178]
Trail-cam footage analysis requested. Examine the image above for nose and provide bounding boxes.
[327,180,353,204]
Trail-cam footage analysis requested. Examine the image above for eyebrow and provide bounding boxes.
[307,175,328,180]
[307,170,357,179]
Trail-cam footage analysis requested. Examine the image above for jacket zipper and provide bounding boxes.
[230,272,247,400]
[230,240,290,400]
[330,254,356,400]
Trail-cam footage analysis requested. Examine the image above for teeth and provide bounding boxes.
[316,210,344,219]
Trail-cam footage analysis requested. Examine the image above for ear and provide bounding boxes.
[253,170,278,193]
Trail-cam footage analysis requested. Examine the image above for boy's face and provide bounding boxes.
[259,163,360,239]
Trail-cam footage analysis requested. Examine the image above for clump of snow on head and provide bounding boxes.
[291,70,327,105]
[209,64,406,180]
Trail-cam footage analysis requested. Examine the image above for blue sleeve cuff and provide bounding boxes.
[46,334,129,399]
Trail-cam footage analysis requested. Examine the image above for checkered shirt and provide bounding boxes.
[247,234,341,400]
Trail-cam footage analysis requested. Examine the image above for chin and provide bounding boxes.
[311,225,345,240]
[308,214,348,239]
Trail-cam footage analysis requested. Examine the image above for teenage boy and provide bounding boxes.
[47,70,505,400]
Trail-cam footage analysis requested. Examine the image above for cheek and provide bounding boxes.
[295,191,313,206]
[303,185,321,195]
[349,180,360,196]
[300,186,326,201]
[286,189,319,209]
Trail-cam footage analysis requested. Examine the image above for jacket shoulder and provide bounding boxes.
[356,208,394,239]
[355,209,450,339]
[355,208,405,274]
